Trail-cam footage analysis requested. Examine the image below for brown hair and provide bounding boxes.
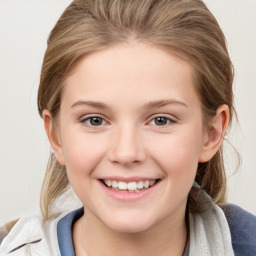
[38,0,235,220]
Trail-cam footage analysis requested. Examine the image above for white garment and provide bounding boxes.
[189,204,234,255]
[0,189,81,255]
[0,211,65,256]
[0,190,234,255]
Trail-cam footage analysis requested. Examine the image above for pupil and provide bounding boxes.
[155,117,167,126]
[90,117,102,126]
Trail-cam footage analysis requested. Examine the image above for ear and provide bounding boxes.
[43,110,66,165]
[199,104,229,163]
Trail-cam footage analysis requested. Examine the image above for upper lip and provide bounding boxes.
[99,176,161,182]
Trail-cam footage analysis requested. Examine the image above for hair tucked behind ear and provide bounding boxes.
[38,0,237,219]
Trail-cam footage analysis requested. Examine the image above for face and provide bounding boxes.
[52,42,209,233]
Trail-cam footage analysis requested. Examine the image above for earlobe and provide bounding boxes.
[42,110,66,165]
[199,104,229,163]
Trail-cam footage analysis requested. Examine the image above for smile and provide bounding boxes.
[102,179,159,192]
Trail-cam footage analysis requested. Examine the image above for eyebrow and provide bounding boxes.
[71,99,188,110]
[71,100,109,110]
[143,99,188,109]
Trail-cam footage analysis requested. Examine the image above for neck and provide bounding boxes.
[73,208,188,256]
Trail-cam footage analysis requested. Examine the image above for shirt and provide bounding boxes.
[57,208,190,256]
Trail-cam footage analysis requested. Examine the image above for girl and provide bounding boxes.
[0,0,255,255]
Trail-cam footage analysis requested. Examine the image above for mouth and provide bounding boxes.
[100,179,161,193]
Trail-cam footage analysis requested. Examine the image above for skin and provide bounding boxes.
[44,42,229,256]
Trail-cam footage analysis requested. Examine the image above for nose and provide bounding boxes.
[108,124,146,166]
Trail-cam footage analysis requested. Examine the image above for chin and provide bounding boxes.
[110,223,152,234]
[102,214,156,234]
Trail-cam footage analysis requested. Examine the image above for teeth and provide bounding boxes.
[106,180,112,187]
[112,181,118,188]
[149,180,156,186]
[137,181,144,189]
[127,182,137,191]
[118,181,127,190]
[144,180,149,188]
[103,179,157,191]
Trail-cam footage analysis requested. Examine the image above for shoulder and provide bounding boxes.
[0,219,20,246]
[0,211,68,255]
[0,214,44,255]
[223,204,256,256]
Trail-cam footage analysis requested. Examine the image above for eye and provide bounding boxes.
[82,116,106,126]
[149,116,175,126]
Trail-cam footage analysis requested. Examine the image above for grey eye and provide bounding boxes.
[85,117,105,126]
[154,117,169,126]
[149,116,174,126]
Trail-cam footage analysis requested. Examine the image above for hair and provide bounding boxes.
[38,0,235,220]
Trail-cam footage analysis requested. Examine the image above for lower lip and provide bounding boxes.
[98,180,160,202]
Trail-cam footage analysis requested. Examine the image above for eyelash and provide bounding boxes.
[80,115,176,128]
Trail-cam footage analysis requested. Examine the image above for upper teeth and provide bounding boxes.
[104,180,156,191]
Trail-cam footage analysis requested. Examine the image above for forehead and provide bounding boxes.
[62,42,199,109]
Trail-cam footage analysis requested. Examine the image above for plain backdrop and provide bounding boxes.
[0,0,255,226]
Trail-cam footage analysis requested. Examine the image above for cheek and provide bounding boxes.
[61,131,107,178]
[149,129,203,179]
